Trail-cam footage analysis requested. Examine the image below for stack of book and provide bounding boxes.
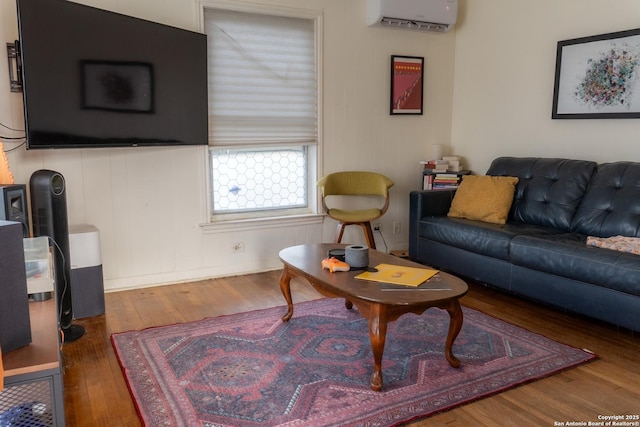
[420,155,469,190]
[420,159,448,173]
[420,156,464,173]
[443,155,462,172]
[432,173,461,189]
[422,170,470,190]
[423,173,464,190]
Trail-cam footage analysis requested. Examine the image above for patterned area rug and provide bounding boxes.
[111,298,595,427]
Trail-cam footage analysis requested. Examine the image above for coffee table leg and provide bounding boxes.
[444,300,464,368]
[368,304,387,391]
[279,266,294,322]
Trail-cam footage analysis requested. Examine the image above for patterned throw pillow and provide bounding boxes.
[586,235,640,255]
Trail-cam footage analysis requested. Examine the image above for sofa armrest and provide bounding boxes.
[409,190,456,260]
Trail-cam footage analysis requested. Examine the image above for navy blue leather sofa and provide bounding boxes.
[409,157,640,332]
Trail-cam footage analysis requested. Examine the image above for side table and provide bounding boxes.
[1,299,65,426]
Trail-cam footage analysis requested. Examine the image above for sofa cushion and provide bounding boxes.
[571,162,640,237]
[486,157,597,231]
[419,216,562,261]
[447,176,519,224]
[510,233,640,297]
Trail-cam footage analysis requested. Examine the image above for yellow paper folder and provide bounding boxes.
[355,263,438,287]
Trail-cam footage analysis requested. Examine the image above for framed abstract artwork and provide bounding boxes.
[390,55,424,115]
[552,28,640,119]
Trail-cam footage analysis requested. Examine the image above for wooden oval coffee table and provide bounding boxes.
[278,243,468,391]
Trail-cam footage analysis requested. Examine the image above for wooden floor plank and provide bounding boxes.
[61,271,640,426]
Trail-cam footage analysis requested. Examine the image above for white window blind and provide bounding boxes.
[204,9,317,146]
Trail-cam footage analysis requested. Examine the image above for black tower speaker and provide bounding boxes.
[0,184,29,237]
[0,220,32,352]
[30,170,84,341]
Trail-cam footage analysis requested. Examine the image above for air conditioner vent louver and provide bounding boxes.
[379,17,450,33]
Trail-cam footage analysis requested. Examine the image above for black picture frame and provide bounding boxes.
[552,28,640,119]
[390,55,424,115]
[81,60,155,113]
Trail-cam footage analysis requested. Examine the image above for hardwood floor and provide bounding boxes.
[62,271,640,426]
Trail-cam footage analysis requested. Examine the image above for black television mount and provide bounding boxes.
[6,40,22,93]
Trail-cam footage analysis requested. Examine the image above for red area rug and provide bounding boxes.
[111,298,595,426]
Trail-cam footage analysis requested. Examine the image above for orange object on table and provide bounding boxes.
[321,257,350,273]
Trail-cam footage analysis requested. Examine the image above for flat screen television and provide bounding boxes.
[16,0,208,149]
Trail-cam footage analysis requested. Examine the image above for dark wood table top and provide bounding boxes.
[278,243,468,306]
[2,298,60,377]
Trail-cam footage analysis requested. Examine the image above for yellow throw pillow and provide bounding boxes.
[447,175,519,224]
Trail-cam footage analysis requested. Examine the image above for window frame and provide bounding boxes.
[198,0,323,227]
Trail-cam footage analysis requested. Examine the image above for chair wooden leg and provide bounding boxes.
[335,223,346,244]
[362,222,376,249]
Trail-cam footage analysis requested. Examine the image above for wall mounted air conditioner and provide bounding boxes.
[366,0,458,33]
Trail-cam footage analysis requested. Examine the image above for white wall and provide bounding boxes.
[451,0,640,174]
[0,0,456,290]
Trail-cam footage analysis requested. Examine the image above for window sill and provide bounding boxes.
[200,213,324,234]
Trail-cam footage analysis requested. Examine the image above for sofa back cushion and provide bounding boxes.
[486,157,597,231]
[572,162,640,237]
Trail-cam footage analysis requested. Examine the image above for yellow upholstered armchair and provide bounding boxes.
[317,171,394,249]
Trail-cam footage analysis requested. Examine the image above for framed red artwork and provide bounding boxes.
[390,55,424,115]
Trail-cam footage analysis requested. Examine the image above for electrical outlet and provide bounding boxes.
[373,223,382,231]
[232,242,245,252]
[393,222,401,235]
